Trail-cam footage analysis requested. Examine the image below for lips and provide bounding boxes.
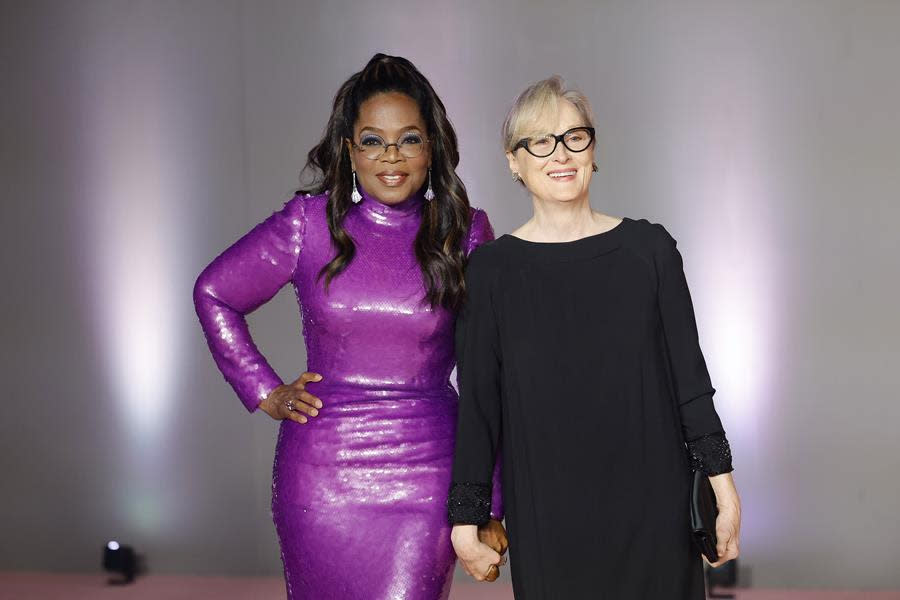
[547,169,577,181]
[376,171,409,186]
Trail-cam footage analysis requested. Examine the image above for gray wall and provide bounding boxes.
[2,0,898,588]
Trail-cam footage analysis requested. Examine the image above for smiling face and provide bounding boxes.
[507,99,595,204]
[347,91,431,206]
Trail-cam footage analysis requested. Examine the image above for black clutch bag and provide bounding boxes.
[690,469,719,563]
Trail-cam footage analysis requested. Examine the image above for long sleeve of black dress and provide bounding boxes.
[653,225,734,476]
[448,248,502,525]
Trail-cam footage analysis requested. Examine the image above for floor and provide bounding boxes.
[1,573,899,600]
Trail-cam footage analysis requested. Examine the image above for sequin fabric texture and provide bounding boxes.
[193,186,501,599]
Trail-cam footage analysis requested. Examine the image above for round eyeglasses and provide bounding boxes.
[350,132,429,160]
[513,126,595,158]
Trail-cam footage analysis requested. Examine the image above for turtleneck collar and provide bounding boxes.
[357,182,426,225]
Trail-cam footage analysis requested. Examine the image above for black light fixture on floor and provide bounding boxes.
[103,540,137,584]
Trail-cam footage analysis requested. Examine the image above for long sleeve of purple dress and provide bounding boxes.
[193,199,305,412]
[194,187,498,600]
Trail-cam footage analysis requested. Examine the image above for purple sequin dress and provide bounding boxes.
[193,185,501,599]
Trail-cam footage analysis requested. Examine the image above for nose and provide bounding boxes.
[381,144,403,163]
[549,140,571,163]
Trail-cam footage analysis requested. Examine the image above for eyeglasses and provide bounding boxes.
[512,126,595,158]
[350,131,429,160]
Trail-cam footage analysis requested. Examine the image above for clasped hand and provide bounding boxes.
[452,520,509,582]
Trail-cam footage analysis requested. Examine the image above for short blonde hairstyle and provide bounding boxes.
[502,75,595,152]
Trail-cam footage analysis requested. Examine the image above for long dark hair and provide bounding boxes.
[298,53,472,309]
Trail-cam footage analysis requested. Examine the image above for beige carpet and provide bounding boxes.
[1,573,899,600]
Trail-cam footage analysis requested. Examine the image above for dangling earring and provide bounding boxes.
[424,168,435,201]
[511,171,521,182]
[351,171,362,204]
[591,162,598,172]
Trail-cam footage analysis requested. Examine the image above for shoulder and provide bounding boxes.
[620,217,678,256]
[465,235,508,275]
[619,218,691,283]
[257,192,328,249]
[271,191,329,237]
[469,206,490,225]
[284,190,328,218]
[465,206,495,257]
[623,217,675,244]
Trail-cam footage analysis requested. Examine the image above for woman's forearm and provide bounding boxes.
[709,472,741,511]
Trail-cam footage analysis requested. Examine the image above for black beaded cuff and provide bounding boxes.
[447,482,492,525]
[687,432,734,476]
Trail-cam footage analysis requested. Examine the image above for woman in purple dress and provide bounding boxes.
[194,54,504,599]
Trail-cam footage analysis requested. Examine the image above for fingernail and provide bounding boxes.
[315,374,323,380]
[316,401,323,408]
[310,408,318,416]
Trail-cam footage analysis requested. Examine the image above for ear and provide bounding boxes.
[345,138,356,171]
[506,150,519,177]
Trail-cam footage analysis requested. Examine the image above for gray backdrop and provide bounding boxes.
[2,0,898,589]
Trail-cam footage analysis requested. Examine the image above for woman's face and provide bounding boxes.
[347,92,431,206]
[507,99,594,204]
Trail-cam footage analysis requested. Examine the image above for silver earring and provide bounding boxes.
[511,171,521,182]
[351,171,362,203]
[424,168,435,201]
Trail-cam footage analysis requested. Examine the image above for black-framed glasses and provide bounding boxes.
[513,126,595,158]
[350,131,430,160]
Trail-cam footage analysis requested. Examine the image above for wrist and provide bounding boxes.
[257,394,275,416]
[451,524,479,547]
[707,472,739,507]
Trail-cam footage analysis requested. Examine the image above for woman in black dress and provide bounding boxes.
[447,76,741,599]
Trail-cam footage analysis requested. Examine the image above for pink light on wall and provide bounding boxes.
[75,8,191,533]
[82,57,181,442]
[654,30,787,554]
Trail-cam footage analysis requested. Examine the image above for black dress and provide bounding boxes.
[448,218,734,600]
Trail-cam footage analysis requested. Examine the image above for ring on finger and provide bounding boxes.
[285,399,295,411]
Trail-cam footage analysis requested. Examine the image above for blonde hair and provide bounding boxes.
[501,75,595,152]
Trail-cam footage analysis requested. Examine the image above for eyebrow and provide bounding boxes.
[358,125,424,135]
[518,125,589,140]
